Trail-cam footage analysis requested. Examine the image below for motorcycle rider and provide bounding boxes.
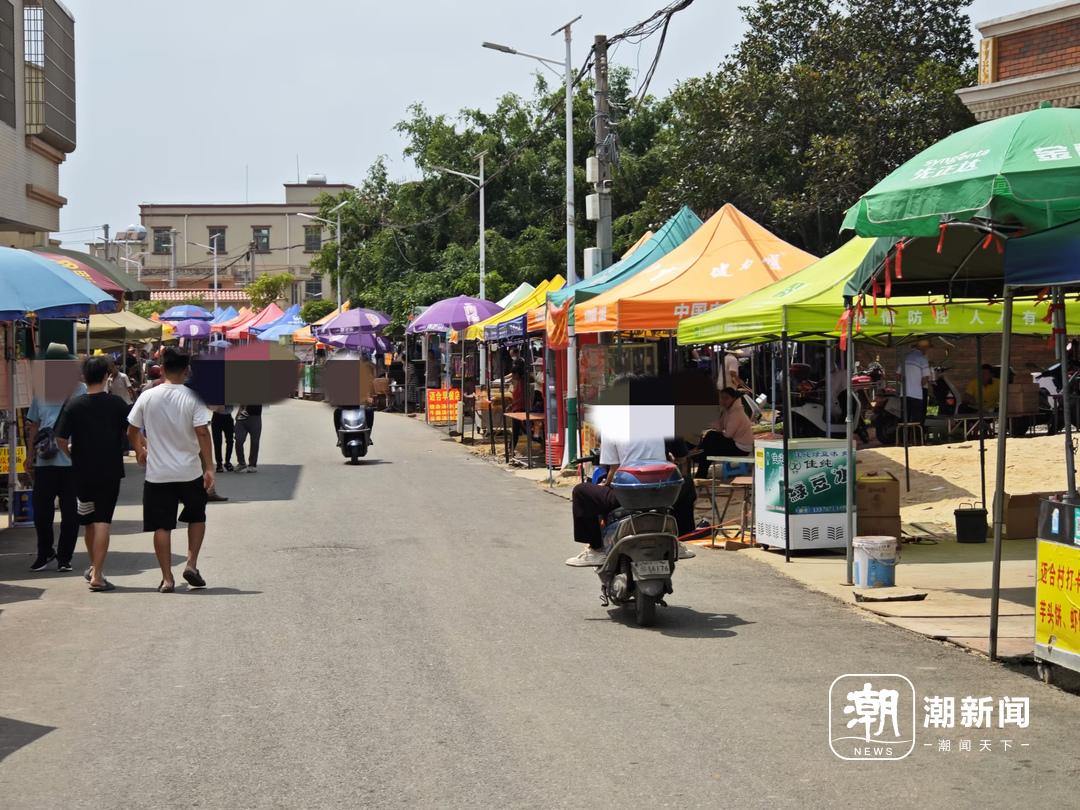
[332,350,376,445]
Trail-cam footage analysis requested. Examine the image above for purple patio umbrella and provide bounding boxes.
[161,304,213,321]
[320,331,391,352]
[405,295,501,334]
[317,307,391,335]
[175,318,211,338]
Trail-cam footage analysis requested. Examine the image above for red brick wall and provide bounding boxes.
[996,18,1080,81]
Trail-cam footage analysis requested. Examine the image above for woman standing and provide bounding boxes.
[234,404,263,473]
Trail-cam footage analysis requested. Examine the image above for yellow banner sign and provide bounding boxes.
[0,445,28,474]
[1036,539,1080,658]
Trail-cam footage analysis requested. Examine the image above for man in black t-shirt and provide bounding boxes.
[57,356,131,592]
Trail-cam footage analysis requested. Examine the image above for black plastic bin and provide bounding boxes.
[955,505,988,543]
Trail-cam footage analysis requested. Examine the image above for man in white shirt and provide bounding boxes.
[127,347,215,593]
[722,351,742,390]
[900,340,933,425]
[565,433,666,567]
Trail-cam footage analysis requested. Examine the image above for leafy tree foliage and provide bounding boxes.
[245,273,294,310]
[300,298,336,324]
[313,0,977,323]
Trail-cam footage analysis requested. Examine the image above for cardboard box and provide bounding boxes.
[856,471,900,517]
[857,514,902,540]
[1004,491,1058,539]
[1006,383,1040,414]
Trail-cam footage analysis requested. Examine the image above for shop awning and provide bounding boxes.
[32,246,152,301]
[576,204,817,334]
[546,206,702,348]
[292,301,351,345]
[677,235,1074,346]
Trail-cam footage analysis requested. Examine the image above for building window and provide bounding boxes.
[252,226,270,253]
[23,0,75,152]
[153,227,171,255]
[304,225,322,253]
[0,1,15,128]
[305,274,323,300]
[208,226,226,255]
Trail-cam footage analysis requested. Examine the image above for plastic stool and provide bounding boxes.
[897,422,924,446]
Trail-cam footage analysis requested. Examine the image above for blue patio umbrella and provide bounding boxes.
[161,304,213,321]
[0,246,118,320]
[210,306,238,325]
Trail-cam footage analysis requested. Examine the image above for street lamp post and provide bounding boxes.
[483,15,581,464]
[432,151,488,382]
[298,197,349,310]
[119,253,147,283]
[189,233,224,311]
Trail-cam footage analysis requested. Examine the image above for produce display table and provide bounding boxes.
[502,411,545,467]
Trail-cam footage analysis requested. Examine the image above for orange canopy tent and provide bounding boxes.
[226,303,283,340]
[293,301,351,345]
[574,204,817,333]
[620,230,653,261]
[211,306,252,332]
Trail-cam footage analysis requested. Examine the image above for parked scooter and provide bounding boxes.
[786,363,866,441]
[590,460,685,627]
[337,407,371,464]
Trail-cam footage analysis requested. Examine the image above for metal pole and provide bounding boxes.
[336,212,343,311]
[989,289,1014,661]
[8,323,16,528]
[900,345,910,492]
[562,20,579,467]
[404,333,410,416]
[782,334,793,563]
[212,234,219,312]
[845,317,856,585]
[169,230,177,289]
[976,334,986,507]
[826,341,833,435]
[478,154,488,387]
[1056,287,1077,499]
[770,344,778,432]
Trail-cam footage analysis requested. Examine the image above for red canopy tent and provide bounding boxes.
[226,303,283,340]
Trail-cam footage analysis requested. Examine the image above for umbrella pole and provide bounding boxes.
[7,322,15,528]
[404,333,410,416]
[845,319,855,585]
[1055,287,1077,499]
[989,289,1015,662]
[976,334,986,508]
[782,333,792,564]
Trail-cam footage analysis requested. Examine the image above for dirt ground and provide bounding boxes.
[857,433,1069,526]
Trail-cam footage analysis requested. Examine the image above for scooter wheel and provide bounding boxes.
[634,593,657,627]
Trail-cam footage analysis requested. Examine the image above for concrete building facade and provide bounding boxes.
[957,0,1080,120]
[109,177,352,304]
[0,0,76,247]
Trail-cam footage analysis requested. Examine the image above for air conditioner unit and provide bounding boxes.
[586,156,599,184]
[585,193,600,221]
[583,247,602,279]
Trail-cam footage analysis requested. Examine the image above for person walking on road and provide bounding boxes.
[55,355,131,592]
[210,404,235,472]
[127,347,215,593]
[234,404,263,473]
[26,343,86,572]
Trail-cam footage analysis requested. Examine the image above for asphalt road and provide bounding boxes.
[2,398,1080,808]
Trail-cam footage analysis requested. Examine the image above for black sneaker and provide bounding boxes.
[224,462,234,472]
[216,463,224,473]
[30,554,56,572]
[57,561,73,572]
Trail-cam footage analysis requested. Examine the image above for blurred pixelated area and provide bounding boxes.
[187,344,301,406]
[582,371,717,443]
[321,356,375,407]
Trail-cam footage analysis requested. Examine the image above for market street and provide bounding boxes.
[1,399,1079,808]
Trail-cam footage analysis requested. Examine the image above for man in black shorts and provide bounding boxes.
[56,355,131,592]
[127,347,215,593]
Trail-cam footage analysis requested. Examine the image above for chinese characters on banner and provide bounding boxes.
[426,387,461,424]
[1035,539,1080,657]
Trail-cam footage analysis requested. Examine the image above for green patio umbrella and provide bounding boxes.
[841,105,1080,238]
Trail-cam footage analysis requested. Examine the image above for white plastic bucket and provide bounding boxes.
[853,535,898,588]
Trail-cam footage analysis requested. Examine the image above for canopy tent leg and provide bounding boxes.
[770,345,778,432]
[989,289,1015,662]
[976,335,987,507]
[899,344,911,492]
[782,333,792,564]
[404,333,410,416]
[1055,287,1077,499]
[845,321,856,585]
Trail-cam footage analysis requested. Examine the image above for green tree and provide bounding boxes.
[129,300,169,319]
[300,298,336,324]
[640,0,977,255]
[245,273,293,309]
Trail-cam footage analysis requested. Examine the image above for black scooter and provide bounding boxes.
[337,407,371,464]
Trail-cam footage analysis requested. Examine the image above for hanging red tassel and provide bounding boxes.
[884,261,893,299]
[993,233,1004,254]
[936,223,947,254]
[895,241,904,279]
[837,309,850,352]
[929,297,938,321]
[981,232,994,250]
[855,301,865,334]
[871,279,880,314]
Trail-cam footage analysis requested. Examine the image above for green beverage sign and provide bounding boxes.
[763,446,848,515]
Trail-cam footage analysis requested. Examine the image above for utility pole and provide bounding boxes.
[559,16,581,467]
[592,33,613,270]
[169,229,177,288]
[102,223,111,263]
[248,241,256,286]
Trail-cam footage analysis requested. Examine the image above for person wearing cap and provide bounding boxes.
[900,339,933,425]
[26,343,86,572]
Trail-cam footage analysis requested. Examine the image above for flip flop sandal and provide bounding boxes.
[88,580,115,592]
[158,580,175,593]
[84,567,92,582]
[182,569,206,588]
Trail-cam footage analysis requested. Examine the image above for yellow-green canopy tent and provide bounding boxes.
[75,310,163,350]
[677,236,1073,346]
[454,276,566,343]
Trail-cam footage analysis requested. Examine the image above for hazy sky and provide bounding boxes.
[57,0,1039,247]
